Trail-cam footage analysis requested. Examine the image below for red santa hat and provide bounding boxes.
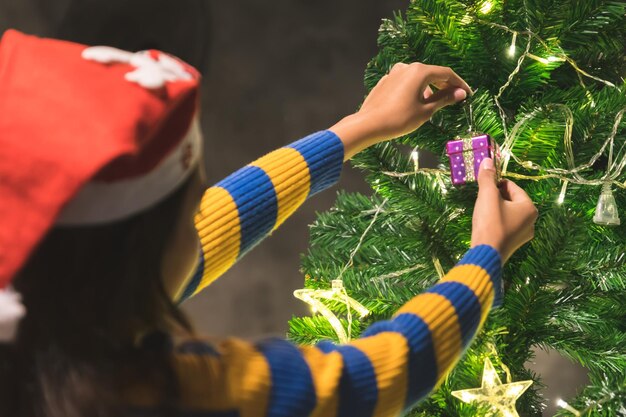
[0,30,202,341]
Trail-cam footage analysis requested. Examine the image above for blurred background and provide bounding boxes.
[0,1,588,414]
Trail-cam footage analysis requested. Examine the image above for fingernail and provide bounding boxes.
[453,88,467,102]
[481,158,494,171]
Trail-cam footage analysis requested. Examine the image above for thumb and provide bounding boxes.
[424,87,467,112]
[477,158,499,200]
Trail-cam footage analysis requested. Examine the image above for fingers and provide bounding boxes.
[477,158,499,202]
[498,179,533,204]
[423,85,434,100]
[423,86,467,111]
[420,65,472,96]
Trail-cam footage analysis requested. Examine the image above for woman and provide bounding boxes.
[0,30,537,417]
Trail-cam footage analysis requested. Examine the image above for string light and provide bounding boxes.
[294,280,369,343]
[556,398,582,416]
[432,255,445,279]
[494,33,532,138]
[294,199,388,342]
[501,149,512,174]
[508,32,517,57]
[557,180,568,205]
[585,90,597,108]
[451,358,533,417]
[411,149,420,172]
[460,13,473,25]
[527,53,566,65]
[479,1,494,14]
[370,263,426,282]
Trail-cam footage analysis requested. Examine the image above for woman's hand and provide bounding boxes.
[330,62,472,161]
[471,158,538,264]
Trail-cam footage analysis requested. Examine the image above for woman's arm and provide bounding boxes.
[170,244,500,417]
[168,158,537,417]
[180,63,472,300]
[181,130,345,300]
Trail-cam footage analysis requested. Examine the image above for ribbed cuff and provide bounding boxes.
[458,245,503,307]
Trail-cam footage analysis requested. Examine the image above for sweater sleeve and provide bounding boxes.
[171,245,503,417]
[179,130,344,301]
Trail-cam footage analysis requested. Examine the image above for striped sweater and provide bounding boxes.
[151,130,503,417]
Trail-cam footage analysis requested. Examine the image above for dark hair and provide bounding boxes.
[0,178,195,417]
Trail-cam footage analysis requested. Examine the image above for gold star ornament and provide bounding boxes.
[451,358,533,417]
[293,279,369,343]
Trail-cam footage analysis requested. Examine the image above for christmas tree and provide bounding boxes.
[288,1,626,416]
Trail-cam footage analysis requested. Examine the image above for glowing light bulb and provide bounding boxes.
[460,14,472,25]
[501,149,512,175]
[556,398,581,416]
[557,180,568,205]
[295,280,369,343]
[411,150,419,172]
[508,32,517,57]
[479,1,493,14]
[528,53,566,65]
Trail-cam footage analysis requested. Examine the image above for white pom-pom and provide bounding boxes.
[0,288,26,342]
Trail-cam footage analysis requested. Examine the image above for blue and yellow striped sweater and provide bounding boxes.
[153,130,502,417]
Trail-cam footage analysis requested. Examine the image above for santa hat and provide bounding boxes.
[0,30,202,341]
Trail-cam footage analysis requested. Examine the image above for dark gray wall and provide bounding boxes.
[182,1,402,338]
[1,0,394,337]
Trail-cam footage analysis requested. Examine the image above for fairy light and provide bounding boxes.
[411,149,420,172]
[527,52,566,65]
[501,149,512,174]
[294,281,369,343]
[479,1,494,14]
[586,90,597,108]
[556,398,582,416]
[371,8,626,261]
[432,255,445,279]
[294,199,388,342]
[370,263,426,282]
[557,180,569,205]
[508,32,517,57]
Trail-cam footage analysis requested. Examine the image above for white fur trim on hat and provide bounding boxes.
[56,118,202,225]
[0,288,26,343]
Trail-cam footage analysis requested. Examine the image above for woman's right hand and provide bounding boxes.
[330,62,472,161]
[471,158,538,264]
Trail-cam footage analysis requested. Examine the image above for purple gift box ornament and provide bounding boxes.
[446,134,500,186]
